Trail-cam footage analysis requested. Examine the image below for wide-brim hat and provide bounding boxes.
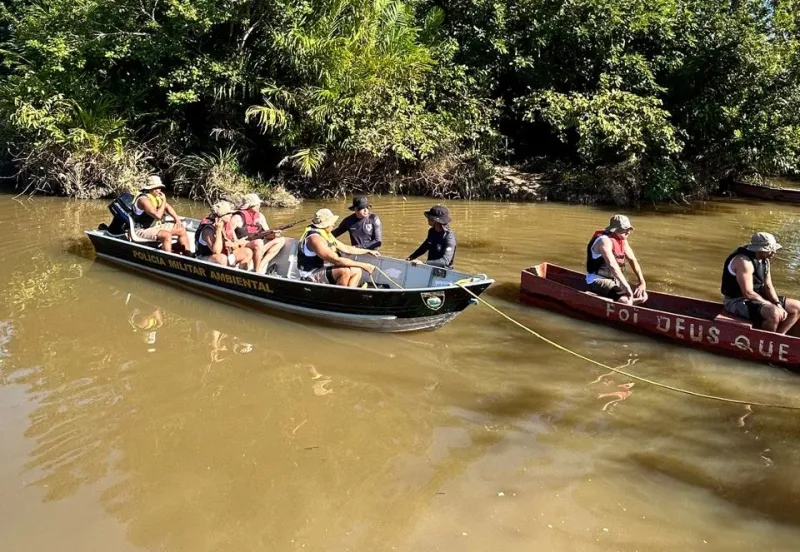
[746,232,782,253]
[240,193,262,209]
[212,200,234,217]
[348,196,372,211]
[424,205,452,225]
[141,175,165,191]
[311,208,339,228]
[606,214,633,232]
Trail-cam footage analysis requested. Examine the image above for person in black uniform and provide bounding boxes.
[332,196,382,250]
[406,205,456,269]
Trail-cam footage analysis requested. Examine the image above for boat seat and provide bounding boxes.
[714,311,752,328]
[266,238,299,278]
[124,213,181,249]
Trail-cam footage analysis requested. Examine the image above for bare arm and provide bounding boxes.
[597,237,632,294]
[204,226,224,256]
[732,257,768,302]
[137,196,167,221]
[308,235,375,270]
[763,263,781,304]
[624,241,645,287]
[335,237,379,257]
[163,201,182,227]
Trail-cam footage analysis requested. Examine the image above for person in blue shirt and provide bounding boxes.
[407,205,457,269]
[332,196,383,250]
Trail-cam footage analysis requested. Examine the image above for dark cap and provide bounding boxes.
[424,205,452,225]
[348,196,372,211]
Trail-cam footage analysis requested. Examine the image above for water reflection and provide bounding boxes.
[3,195,800,550]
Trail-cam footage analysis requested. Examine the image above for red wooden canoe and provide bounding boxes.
[728,180,800,203]
[520,263,800,369]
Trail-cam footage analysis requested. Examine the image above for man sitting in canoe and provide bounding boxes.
[585,214,647,305]
[131,176,191,254]
[722,232,800,334]
[297,208,380,287]
[230,193,286,274]
[195,201,254,270]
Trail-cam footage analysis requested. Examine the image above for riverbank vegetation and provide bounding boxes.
[0,0,798,205]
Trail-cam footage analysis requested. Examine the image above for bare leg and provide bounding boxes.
[233,248,253,270]
[258,237,286,273]
[247,240,266,273]
[157,229,173,252]
[174,228,191,255]
[760,304,783,333]
[346,267,363,287]
[777,298,800,334]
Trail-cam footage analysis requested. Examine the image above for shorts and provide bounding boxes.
[724,296,786,326]
[299,267,335,284]
[135,222,175,240]
[589,277,626,301]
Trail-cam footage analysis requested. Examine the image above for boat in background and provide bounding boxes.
[520,263,800,369]
[727,180,800,204]
[85,218,492,332]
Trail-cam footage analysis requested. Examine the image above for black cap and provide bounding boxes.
[424,205,452,225]
[348,196,372,211]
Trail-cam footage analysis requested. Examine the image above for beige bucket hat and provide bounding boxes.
[746,232,782,253]
[141,175,165,191]
[240,193,262,209]
[311,208,339,228]
[606,214,633,233]
[212,200,234,218]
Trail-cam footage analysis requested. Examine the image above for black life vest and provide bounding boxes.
[194,218,215,257]
[297,227,338,272]
[721,246,768,298]
[586,230,626,277]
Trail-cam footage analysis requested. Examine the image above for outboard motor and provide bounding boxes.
[102,192,135,234]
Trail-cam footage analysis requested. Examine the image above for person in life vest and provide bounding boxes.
[229,193,286,274]
[297,208,380,286]
[332,195,383,250]
[407,205,457,269]
[721,232,800,333]
[585,214,647,305]
[195,201,253,269]
[131,175,191,254]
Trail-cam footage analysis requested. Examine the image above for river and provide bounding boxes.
[1,193,800,551]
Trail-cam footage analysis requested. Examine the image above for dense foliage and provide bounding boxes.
[0,0,798,204]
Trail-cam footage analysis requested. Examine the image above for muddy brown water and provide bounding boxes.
[2,194,800,552]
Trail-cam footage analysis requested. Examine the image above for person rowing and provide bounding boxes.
[332,195,382,250]
[230,193,286,274]
[406,205,456,269]
[585,214,647,305]
[297,208,380,287]
[131,175,191,254]
[721,232,800,334]
[195,201,253,270]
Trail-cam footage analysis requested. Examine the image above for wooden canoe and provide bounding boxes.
[520,263,800,369]
[728,180,800,204]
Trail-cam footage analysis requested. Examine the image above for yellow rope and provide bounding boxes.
[456,283,800,411]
